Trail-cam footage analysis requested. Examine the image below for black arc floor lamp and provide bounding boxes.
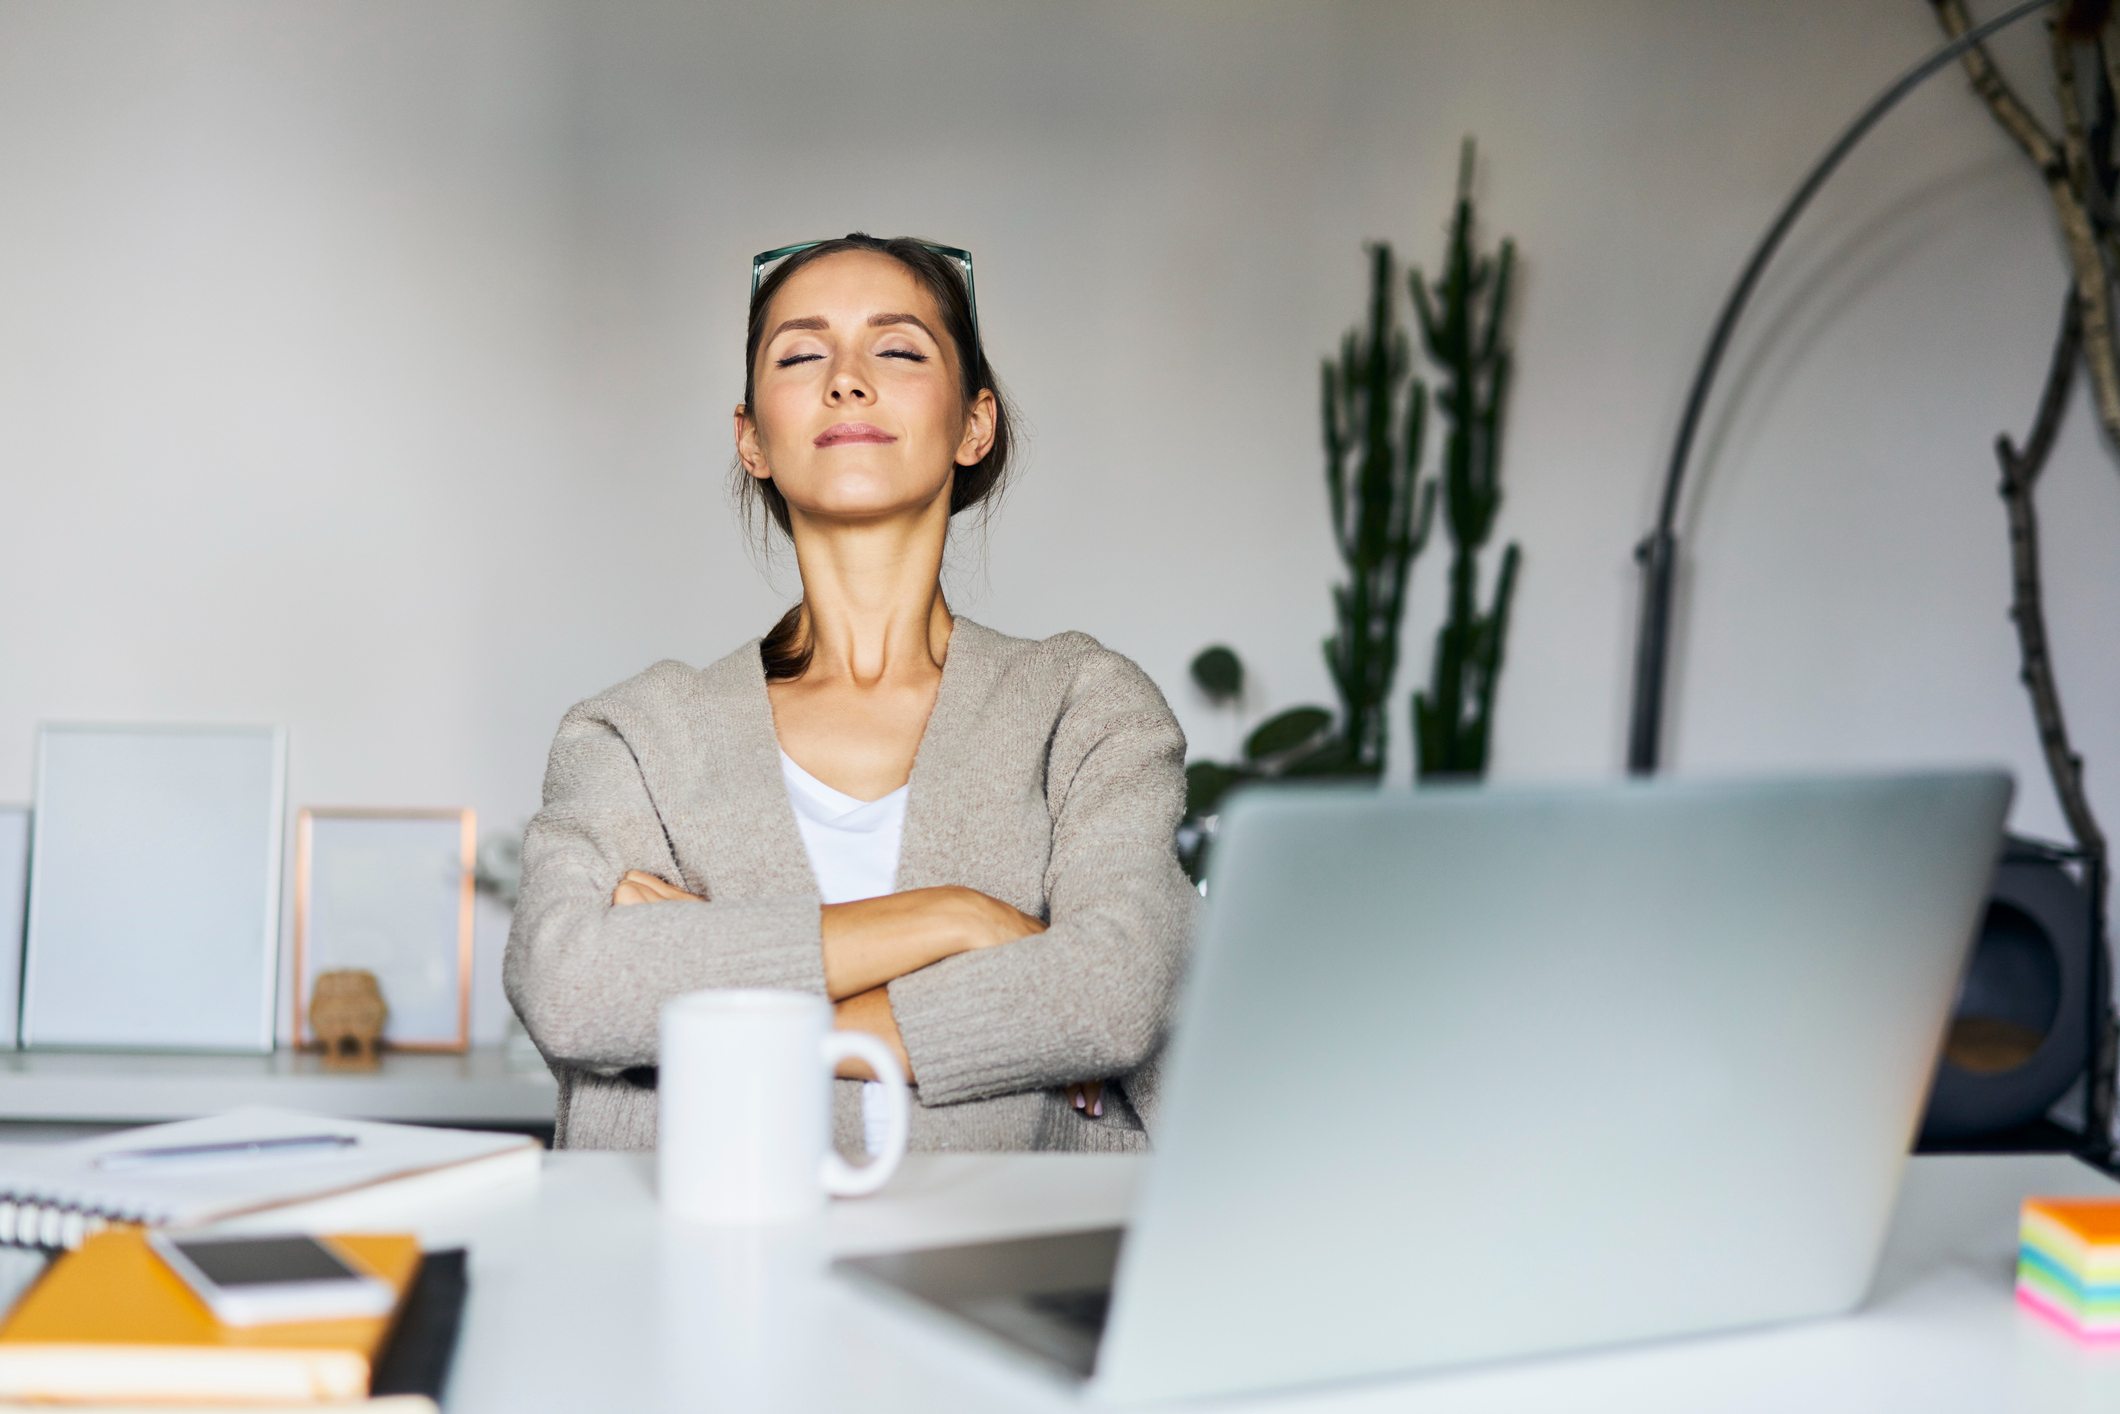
[1625,0,2053,773]
[1622,0,2115,1159]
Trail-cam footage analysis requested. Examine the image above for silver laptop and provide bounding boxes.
[833,767,2013,1403]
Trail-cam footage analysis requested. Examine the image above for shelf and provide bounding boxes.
[0,1045,557,1128]
[1917,1118,2118,1178]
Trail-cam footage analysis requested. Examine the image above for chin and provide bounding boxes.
[788,473,950,521]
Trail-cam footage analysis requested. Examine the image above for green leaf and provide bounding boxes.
[1190,645,1244,701]
[1178,834,1208,886]
[1244,706,1333,762]
[1185,760,1247,819]
[1279,734,1372,778]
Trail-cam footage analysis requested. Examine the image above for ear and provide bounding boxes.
[734,403,771,480]
[955,388,998,467]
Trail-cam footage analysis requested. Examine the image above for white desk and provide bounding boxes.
[368,1150,2120,1412]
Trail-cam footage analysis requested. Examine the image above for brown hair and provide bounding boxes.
[735,233,1019,680]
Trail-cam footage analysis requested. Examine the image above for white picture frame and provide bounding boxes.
[294,808,474,1053]
[0,806,28,1049]
[21,724,285,1052]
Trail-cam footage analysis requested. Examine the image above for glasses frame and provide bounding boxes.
[749,239,980,354]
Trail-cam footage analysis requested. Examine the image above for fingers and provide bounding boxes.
[1067,1081,1104,1118]
[611,872,656,906]
[623,869,677,897]
[958,888,1047,950]
[612,870,704,906]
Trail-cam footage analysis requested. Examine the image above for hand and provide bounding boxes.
[947,885,1049,952]
[833,988,912,1082]
[1066,1081,1104,1118]
[610,869,704,907]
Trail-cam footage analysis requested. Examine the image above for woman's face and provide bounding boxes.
[736,250,994,524]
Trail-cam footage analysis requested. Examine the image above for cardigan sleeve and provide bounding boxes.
[502,702,828,1075]
[883,645,1198,1112]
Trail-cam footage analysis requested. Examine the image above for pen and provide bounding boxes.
[92,1133,360,1171]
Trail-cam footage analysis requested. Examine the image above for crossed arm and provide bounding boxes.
[505,657,1192,1124]
[609,871,1108,1112]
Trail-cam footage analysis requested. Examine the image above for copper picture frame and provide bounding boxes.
[293,806,475,1054]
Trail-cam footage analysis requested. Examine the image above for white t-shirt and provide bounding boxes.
[777,748,909,1155]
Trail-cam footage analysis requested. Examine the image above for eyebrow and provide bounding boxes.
[764,312,939,347]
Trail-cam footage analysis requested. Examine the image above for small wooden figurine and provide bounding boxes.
[310,968,388,1070]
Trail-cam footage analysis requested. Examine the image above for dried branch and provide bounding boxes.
[1934,0,2061,160]
[2092,32,2120,214]
[1996,292,2108,868]
[2052,20,2120,449]
[1938,0,2117,1153]
[1937,0,2120,461]
[1995,288,2113,1141]
[2006,294,2084,479]
[2102,25,2120,150]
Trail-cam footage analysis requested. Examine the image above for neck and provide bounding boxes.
[790,594,954,688]
[784,496,955,686]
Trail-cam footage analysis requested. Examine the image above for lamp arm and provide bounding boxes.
[1626,0,2056,774]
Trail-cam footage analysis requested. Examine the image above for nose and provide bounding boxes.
[828,368,870,403]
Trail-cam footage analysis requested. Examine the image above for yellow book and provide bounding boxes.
[0,1230,420,1404]
[0,1402,435,1413]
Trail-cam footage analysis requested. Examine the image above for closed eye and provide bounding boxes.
[774,349,928,369]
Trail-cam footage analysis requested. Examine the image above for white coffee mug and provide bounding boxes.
[658,988,910,1224]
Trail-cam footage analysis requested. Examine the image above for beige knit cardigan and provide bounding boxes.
[502,615,1199,1155]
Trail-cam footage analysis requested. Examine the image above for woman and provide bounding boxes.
[502,233,1199,1155]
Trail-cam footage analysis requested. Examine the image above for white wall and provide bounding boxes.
[1,1,2112,1045]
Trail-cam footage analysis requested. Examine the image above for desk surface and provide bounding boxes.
[0,1046,556,1127]
[350,1148,2120,1413]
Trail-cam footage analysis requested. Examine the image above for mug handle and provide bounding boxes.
[818,1032,909,1198]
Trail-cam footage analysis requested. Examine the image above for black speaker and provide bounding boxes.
[1917,836,2100,1146]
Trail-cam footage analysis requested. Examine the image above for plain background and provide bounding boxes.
[1,1,2114,1045]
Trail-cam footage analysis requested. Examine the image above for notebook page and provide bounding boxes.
[0,1108,538,1229]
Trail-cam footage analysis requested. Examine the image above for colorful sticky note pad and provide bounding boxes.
[2018,1198,2120,1343]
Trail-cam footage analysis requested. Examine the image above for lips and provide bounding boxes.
[815,422,896,447]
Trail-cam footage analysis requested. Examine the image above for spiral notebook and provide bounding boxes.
[0,1108,540,1251]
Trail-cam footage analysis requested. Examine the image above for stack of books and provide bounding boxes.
[0,1229,456,1408]
[0,1107,539,1408]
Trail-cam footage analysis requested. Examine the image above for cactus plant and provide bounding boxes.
[1179,139,1521,879]
[1177,242,1438,881]
[1410,138,1521,780]
[1321,241,1438,777]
